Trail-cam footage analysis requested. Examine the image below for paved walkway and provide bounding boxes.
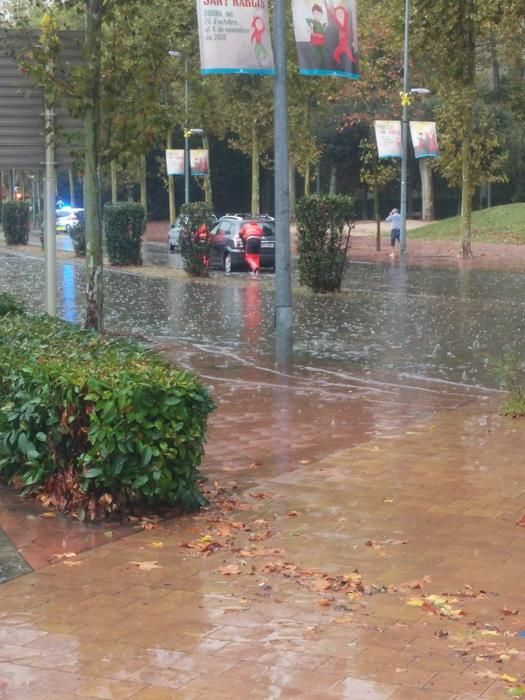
[0,346,523,698]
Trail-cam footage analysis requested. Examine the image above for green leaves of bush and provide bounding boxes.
[104,203,145,266]
[0,293,24,317]
[2,201,30,245]
[0,315,214,515]
[296,194,355,293]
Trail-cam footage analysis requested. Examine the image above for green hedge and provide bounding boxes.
[0,315,214,517]
[296,194,355,293]
[179,202,215,277]
[103,203,145,266]
[2,201,30,245]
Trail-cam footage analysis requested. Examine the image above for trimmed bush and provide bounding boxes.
[2,201,30,245]
[296,194,355,293]
[69,211,86,257]
[179,202,215,277]
[0,293,24,317]
[103,202,145,266]
[0,315,214,517]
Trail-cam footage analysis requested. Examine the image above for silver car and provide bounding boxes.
[168,216,185,253]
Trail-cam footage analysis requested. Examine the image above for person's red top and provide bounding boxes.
[240,221,263,241]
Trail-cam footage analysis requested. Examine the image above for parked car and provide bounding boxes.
[56,207,83,234]
[208,214,275,272]
[168,216,185,253]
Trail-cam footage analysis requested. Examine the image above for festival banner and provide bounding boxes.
[190,149,209,176]
[374,121,402,159]
[410,121,439,159]
[292,0,359,79]
[166,149,185,176]
[196,0,274,76]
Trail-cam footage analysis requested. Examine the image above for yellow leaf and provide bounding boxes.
[501,674,518,684]
[129,560,162,571]
[150,542,164,548]
[200,535,213,543]
[407,598,425,607]
[63,560,82,567]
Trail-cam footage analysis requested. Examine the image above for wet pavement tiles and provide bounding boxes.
[0,399,523,698]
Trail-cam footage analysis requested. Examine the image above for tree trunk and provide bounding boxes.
[419,158,434,221]
[84,0,104,331]
[304,162,311,196]
[289,159,296,221]
[167,132,175,224]
[202,132,213,208]
[68,169,75,208]
[140,154,147,211]
[251,120,260,215]
[329,165,336,194]
[459,101,474,258]
[374,184,381,251]
[110,160,117,203]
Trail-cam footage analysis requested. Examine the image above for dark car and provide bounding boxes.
[208,214,275,273]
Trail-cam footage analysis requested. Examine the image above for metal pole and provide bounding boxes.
[273,0,293,368]
[44,104,56,316]
[400,0,410,255]
[184,57,190,204]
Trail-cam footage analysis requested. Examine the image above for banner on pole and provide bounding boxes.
[374,121,402,159]
[196,0,274,75]
[166,149,184,176]
[410,121,439,159]
[190,149,209,176]
[292,0,359,78]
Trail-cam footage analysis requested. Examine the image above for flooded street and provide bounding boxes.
[0,247,522,392]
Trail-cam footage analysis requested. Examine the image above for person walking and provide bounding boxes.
[239,220,263,275]
[386,208,401,257]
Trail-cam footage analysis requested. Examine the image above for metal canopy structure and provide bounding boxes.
[0,30,83,169]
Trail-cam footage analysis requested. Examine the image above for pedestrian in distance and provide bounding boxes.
[386,208,401,257]
[239,220,263,276]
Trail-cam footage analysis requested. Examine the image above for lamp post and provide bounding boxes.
[168,51,190,204]
[399,0,430,254]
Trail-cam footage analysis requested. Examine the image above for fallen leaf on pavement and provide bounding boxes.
[248,492,274,500]
[239,548,285,558]
[516,514,525,527]
[502,607,519,616]
[52,552,77,560]
[249,461,262,469]
[150,542,164,548]
[129,560,162,571]
[63,560,82,566]
[319,598,332,607]
[287,511,301,517]
[219,564,242,576]
[41,512,56,518]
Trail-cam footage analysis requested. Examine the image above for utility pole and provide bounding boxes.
[400,0,410,255]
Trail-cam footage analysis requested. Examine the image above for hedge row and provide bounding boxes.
[0,314,214,517]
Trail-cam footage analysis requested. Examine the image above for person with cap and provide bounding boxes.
[239,220,263,275]
[386,208,401,257]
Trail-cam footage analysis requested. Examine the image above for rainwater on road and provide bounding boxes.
[0,245,522,391]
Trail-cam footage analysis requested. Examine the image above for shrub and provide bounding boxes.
[0,315,214,517]
[0,293,24,317]
[103,203,145,266]
[296,194,355,292]
[498,351,525,417]
[179,202,215,277]
[2,201,30,245]
[69,211,86,257]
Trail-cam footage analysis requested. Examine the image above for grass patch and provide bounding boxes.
[412,203,525,244]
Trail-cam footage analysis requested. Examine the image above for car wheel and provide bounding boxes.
[224,253,233,273]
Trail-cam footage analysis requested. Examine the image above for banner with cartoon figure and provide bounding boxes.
[374,121,402,159]
[190,149,209,176]
[292,0,359,78]
[410,121,439,159]
[166,149,185,176]
[196,0,274,75]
